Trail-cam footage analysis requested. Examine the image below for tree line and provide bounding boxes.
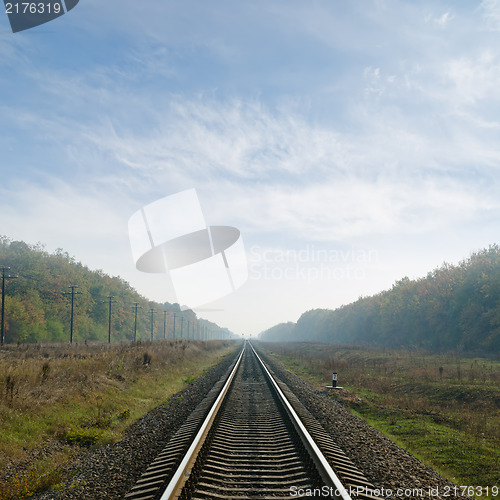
[0,237,232,344]
[260,245,500,351]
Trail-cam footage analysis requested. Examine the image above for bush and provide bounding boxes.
[62,427,101,448]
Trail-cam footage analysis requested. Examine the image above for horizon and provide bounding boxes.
[2,234,498,337]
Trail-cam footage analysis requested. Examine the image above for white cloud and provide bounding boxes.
[480,0,500,30]
[5,85,498,247]
[437,11,454,27]
[444,51,500,105]
[425,10,455,28]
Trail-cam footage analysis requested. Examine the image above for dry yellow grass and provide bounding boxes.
[0,339,237,499]
[259,342,500,495]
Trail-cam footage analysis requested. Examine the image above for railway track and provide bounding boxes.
[125,342,381,499]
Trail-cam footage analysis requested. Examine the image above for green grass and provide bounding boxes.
[258,342,500,499]
[348,392,499,487]
[0,340,238,500]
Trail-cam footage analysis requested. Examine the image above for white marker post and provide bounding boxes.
[325,372,342,390]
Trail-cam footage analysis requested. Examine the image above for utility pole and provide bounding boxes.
[163,310,167,339]
[180,316,184,338]
[187,320,190,340]
[103,296,116,344]
[63,285,81,344]
[0,267,17,346]
[132,302,142,342]
[149,308,156,341]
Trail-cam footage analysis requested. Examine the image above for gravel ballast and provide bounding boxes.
[35,343,468,499]
[257,346,469,500]
[34,348,239,500]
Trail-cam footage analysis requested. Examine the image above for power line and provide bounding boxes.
[102,295,117,344]
[149,308,156,341]
[0,266,18,346]
[62,285,82,343]
[163,310,168,339]
[132,302,142,342]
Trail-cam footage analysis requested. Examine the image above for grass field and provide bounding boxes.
[257,342,500,499]
[0,340,237,500]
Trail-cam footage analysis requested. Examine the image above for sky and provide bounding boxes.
[1,0,500,336]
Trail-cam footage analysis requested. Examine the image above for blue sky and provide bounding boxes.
[1,0,500,336]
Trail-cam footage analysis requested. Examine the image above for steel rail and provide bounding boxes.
[249,342,353,500]
[158,341,353,499]
[159,346,245,500]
